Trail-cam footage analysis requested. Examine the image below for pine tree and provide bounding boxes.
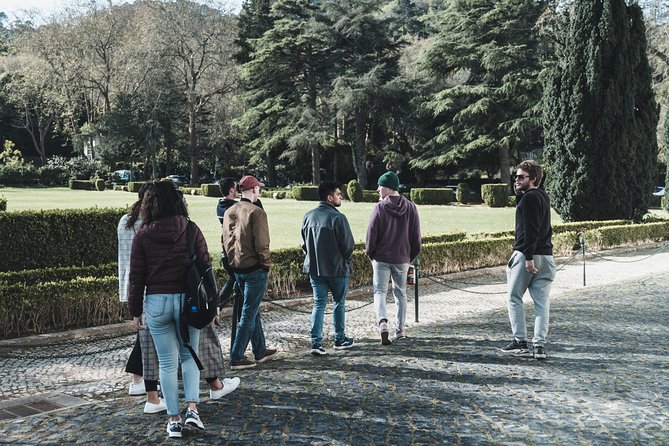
[544,0,659,221]
[415,0,546,185]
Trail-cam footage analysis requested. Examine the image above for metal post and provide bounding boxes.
[414,257,420,323]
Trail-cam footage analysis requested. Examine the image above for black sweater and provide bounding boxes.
[513,188,553,260]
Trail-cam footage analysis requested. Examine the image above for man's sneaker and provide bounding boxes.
[255,348,279,364]
[311,346,328,356]
[334,337,354,350]
[166,419,183,438]
[393,329,407,341]
[128,380,145,396]
[230,359,257,370]
[379,321,392,346]
[210,377,240,399]
[533,345,547,360]
[500,339,530,356]
[184,409,204,430]
[143,398,167,414]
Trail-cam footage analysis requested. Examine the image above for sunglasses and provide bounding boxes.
[514,174,529,181]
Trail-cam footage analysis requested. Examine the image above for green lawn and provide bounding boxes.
[0,187,562,253]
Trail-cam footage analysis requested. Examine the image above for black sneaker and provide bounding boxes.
[533,345,547,360]
[334,337,354,350]
[184,409,204,430]
[310,346,328,356]
[500,339,530,356]
[166,420,183,438]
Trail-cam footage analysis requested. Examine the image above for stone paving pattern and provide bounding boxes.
[0,245,668,445]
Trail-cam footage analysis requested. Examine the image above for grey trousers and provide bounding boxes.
[372,260,410,330]
[506,251,556,346]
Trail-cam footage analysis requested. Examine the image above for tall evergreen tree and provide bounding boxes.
[234,0,275,65]
[543,0,659,221]
[415,0,546,185]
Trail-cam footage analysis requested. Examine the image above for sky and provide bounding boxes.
[1,0,242,23]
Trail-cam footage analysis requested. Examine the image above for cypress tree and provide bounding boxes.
[543,0,659,222]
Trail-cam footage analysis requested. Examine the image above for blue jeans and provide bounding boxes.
[309,275,349,348]
[145,293,201,417]
[372,260,410,330]
[506,251,556,346]
[230,269,268,362]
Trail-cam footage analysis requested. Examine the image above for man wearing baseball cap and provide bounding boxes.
[222,175,278,369]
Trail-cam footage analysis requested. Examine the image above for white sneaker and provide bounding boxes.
[210,377,241,399]
[143,398,167,414]
[184,409,205,430]
[128,380,145,396]
[166,419,183,438]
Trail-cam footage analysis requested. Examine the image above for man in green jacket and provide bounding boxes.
[302,181,356,355]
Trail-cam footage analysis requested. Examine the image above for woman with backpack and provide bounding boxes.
[127,181,209,438]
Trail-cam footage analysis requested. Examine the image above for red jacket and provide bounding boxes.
[128,215,210,317]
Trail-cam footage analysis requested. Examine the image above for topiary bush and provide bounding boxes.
[127,181,148,193]
[0,208,125,272]
[347,180,363,202]
[0,195,6,211]
[362,190,380,202]
[94,179,105,191]
[201,184,222,197]
[410,188,452,205]
[69,179,96,190]
[292,186,319,201]
[481,183,509,207]
[456,182,471,204]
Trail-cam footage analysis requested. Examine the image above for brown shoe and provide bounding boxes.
[230,359,257,370]
[255,348,279,363]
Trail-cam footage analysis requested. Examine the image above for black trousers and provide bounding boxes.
[124,333,158,392]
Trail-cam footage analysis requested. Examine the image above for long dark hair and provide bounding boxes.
[125,182,152,229]
[140,181,188,227]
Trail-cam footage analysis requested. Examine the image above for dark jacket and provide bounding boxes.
[301,202,355,277]
[222,199,271,272]
[365,194,421,264]
[216,198,237,224]
[513,188,553,260]
[128,215,210,317]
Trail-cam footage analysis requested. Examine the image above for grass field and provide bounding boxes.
[0,187,563,253]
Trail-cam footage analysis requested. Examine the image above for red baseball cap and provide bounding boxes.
[238,175,265,191]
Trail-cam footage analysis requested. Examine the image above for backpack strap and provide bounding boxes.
[180,219,205,371]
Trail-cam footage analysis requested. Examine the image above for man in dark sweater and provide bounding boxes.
[366,171,421,345]
[501,160,556,360]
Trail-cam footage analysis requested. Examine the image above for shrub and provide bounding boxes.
[481,184,509,207]
[292,185,319,201]
[0,162,38,186]
[201,184,222,197]
[180,186,201,196]
[347,180,363,202]
[273,191,286,199]
[456,183,470,204]
[66,157,103,180]
[95,179,105,191]
[0,195,6,211]
[362,190,380,202]
[127,181,148,193]
[0,208,125,272]
[0,263,118,286]
[410,188,452,205]
[37,163,69,186]
[69,179,96,190]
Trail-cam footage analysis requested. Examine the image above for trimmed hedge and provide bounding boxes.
[410,188,452,205]
[362,190,380,202]
[0,263,118,286]
[201,184,222,197]
[481,183,509,207]
[0,277,125,338]
[0,208,125,272]
[292,186,319,201]
[127,181,148,193]
[69,179,97,190]
[587,221,669,249]
[0,195,6,211]
[456,183,470,204]
[95,179,105,191]
[347,180,363,202]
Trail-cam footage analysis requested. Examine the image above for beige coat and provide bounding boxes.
[221,199,271,271]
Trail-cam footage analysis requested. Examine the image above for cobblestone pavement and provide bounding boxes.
[0,245,668,445]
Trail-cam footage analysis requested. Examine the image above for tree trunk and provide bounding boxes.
[352,113,368,189]
[311,144,321,185]
[267,151,278,186]
[499,144,510,193]
[189,109,198,184]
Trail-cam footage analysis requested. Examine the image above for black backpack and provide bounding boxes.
[179,220,219,370]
